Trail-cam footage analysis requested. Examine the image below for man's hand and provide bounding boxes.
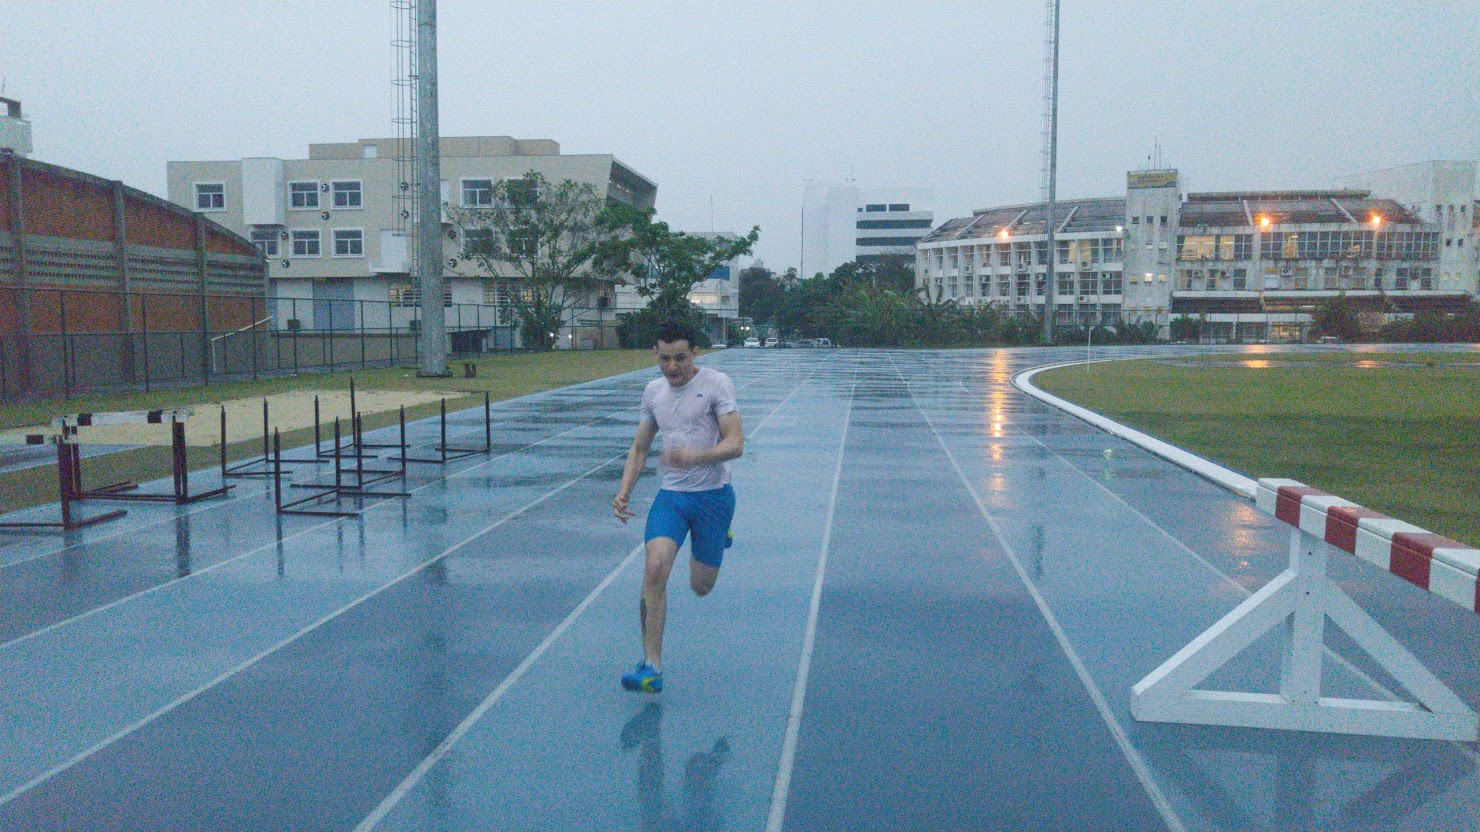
[660,446,701,468]
[613,492,635,523]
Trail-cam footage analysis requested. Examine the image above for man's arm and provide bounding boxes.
[613,418,659,523]
[660,411,744,468]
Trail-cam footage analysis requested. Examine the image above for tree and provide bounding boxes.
[600,205,759,316]
[1310,293,1363,342]
[738,264,787,324]
[449,172,621,350]
[1169,314,1203,342]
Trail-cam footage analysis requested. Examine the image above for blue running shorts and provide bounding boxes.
[645,485,736,567]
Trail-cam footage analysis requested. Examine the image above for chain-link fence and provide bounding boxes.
[0,283,747,400]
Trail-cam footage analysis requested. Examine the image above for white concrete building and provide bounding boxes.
[802,184,933,277]
[0,97,32,157]
[1334,161,1478,296]
[167,136,656,348]
[919,167,1474,342]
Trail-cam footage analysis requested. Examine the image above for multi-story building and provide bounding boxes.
[168,136,656,346]
[1334,161,1478,296]
[919,167,1475,341]
[802,184,933,277]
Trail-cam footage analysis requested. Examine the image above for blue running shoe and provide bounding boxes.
[621,661,663,693]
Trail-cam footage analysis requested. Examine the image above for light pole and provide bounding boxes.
[1040,0,1061,345]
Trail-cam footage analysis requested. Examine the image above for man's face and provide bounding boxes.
[654,339,698,387]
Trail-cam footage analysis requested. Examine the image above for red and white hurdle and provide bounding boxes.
[1132,477,1480,741]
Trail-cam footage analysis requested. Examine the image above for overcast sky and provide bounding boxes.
[3,1,1477,269]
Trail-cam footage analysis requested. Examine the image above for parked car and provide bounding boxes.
[796,338,818,348]
[743,337,761,348]
[815,337,833,348]
[764,337,779,347]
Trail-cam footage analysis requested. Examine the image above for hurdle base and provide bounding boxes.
[1131,527,1479,742]
[0,508,127,532]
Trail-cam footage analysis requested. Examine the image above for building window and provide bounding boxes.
[333,229,364,257]
[864,204,887,212]
[291,229,321,257]
[855,219,933,230]
[289,181,320,209]
[194,183,225,211]
[1058,274,1073,295]
[1178,235,1216,260]
[1394,268,1409,290]
[331,180,363,209]
[391,282,453,307]
[1419,268,1433,290]
[250,228,279,257]
[462,228,494,258]
[1101,272,1122,295]
[462,179,495,207]
[1232,268,1247,290]
[1131,216,1140,225]
[888,203,910,212]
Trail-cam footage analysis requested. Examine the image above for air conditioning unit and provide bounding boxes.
[1280,266,1293,276]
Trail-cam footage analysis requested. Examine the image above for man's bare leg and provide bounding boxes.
[641,536,681,667]
[690,559,719,597]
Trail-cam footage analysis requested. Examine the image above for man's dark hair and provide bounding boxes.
[656,320,699,349]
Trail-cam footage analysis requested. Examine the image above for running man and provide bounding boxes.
[612,321,744,693]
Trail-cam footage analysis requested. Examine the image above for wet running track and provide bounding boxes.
[1,346,1477,831]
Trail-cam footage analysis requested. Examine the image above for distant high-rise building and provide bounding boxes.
[802,184,933,278]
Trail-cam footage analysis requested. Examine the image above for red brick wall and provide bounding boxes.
[22,166,116,242]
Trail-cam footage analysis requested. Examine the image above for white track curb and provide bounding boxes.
[1014,360,1257,500]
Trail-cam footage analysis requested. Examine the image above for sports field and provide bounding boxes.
[2,345,1478,831]
[1035,348,1480,547]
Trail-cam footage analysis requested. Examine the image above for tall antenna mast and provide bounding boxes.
[1039,0,1061,345]
[413,0,448,375]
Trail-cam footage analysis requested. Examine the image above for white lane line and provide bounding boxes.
[765,371,856,832]
[952,361,1480,766]
[893,356,1187,832]
[353,540,649,832]
[0,442,637,810]
[355,354,837,830]
[0,402,647,655]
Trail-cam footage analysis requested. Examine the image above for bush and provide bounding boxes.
[1378,307,1480,343]
[1169,315,1202,342]
[1311,294,1363,342]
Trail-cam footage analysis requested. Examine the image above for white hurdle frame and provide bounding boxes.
[1132,524,1479,741]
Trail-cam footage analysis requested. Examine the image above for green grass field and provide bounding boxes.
[0,350,662,515]
[1035,350,1480,547]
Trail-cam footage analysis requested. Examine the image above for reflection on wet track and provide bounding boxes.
[0,345,1477,831]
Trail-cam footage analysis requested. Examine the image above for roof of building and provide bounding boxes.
[1182,192,1421,227]
[921,197,1126,244]
[924,189,1429,245]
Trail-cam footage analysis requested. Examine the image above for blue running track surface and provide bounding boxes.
[0,346,1477,831]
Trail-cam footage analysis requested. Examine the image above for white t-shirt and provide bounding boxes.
[640,366,739,492]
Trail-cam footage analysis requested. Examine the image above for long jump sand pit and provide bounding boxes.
[0,390,470,447]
